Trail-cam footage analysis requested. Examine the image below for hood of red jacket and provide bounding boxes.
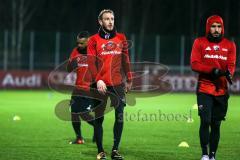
[206,15,224,36]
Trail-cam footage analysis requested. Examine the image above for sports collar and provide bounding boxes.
[98,26,116,39]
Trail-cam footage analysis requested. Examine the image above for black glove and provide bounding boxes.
[211,68,225,79]
[225,69,233,85]
[212,68,233,85]
[71,59,78,70]
[66,59,78,72]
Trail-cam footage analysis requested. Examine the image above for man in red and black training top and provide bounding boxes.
[87,9,132,160]
[191,15,236,160]
[67,32,95,145]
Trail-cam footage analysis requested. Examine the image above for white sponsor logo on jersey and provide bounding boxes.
[205,46,211,51]
[100,51,122,55]
[78,64,88,67]
[222,48,228,52]
[100,41,122,55]
[204,54,227,60]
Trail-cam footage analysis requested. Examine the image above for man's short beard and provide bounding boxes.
[102,25,114,33]
[207,33,223,43]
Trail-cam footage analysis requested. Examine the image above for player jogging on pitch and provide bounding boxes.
[190,15,236,160]
[87,9,132,160]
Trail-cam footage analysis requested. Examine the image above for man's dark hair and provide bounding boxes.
[77,31,89,39]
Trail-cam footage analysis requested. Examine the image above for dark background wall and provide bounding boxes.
[1,0,239,36]
[0,0,239,70]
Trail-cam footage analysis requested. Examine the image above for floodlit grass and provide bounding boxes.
[0,90,239,160]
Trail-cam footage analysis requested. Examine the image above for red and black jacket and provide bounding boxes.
[67,47,92,91]
[87,28,132,86]
[191,15,236,96]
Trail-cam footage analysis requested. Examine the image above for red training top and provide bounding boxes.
[67,47,92,91]
[87,33,132,86]
[191,15,236,96]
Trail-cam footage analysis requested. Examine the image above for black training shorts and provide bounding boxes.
[197,92,229,122]
[70,95,97,113]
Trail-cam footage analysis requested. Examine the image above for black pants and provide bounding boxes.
[197,92,229,158]
[93,84,126,153]
[70,94,96,138]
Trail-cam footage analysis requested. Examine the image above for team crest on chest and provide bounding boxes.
[102,41,117,51]
[213,45,220,51]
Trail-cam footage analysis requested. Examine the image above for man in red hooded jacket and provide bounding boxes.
[191,15,236,160]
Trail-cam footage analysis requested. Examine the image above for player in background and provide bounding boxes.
[67,32,95,144]
[190,15,236,160]
[87,9,132,160]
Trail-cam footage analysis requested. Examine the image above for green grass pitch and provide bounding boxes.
[0,90,239,160]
